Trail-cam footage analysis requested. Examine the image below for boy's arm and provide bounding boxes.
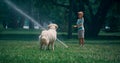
[77,24,82,27]
[74,24,82,28]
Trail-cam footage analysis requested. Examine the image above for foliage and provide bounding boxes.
[0,0,119,37]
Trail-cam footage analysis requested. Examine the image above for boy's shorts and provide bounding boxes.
[78,30,84,38]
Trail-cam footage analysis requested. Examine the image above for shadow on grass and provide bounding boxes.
[0,34,120,40]
[0,34,120,45]
[0,34,39,41]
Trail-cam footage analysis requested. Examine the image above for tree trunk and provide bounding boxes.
[28,0,34,29]
[19,16,25,28]
[85,0,113,37]
[8,10,19,29]
[67,0,74,39]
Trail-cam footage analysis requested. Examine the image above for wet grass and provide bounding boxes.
[0,29,120,63]
[0,40,120,63]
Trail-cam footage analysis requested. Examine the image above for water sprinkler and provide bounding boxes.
[5,0,68,48]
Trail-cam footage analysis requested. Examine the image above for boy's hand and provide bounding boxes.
[73,25,77,28]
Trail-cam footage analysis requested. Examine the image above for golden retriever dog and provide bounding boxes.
[39,24,58,50]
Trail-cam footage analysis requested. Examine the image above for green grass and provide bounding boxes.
[0,29,120,63]
[0,40,120,63]
[0,29,41,34]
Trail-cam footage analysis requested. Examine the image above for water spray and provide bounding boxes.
[5,0,68,48]
[4,0,44,30]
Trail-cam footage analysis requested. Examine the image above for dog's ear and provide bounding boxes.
[55,24,58,29]
[48,24,51,29]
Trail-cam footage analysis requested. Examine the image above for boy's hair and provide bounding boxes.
[78,11,84,15]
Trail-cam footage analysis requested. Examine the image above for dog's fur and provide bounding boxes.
[39,24,58,50]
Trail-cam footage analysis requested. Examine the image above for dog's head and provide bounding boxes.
[48,24,58,30]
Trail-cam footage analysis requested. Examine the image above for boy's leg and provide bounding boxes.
[79,38,82,45]
[79,38,84,46]
[78,30,84,46]
[79,38,81,45]
[81,38,84,46]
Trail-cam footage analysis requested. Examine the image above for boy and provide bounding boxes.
[74,11,85,46]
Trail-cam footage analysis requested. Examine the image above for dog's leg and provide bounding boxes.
[40,42,43,50]
[44,45,47,50]
[51,42,54,51]
[48,43,50,50]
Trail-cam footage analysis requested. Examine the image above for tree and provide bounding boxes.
[85,0,114,37]
[1,0,118,37]
[51,0,84,38]
[51,0,116,38]
[104,0,120,32]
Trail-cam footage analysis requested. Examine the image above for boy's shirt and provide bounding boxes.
[76,17,84,31]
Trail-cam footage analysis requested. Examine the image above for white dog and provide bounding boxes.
[39,24,58,50]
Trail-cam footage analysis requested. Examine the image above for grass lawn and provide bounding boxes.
[0,40,120,63]
[0,29,120,63]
